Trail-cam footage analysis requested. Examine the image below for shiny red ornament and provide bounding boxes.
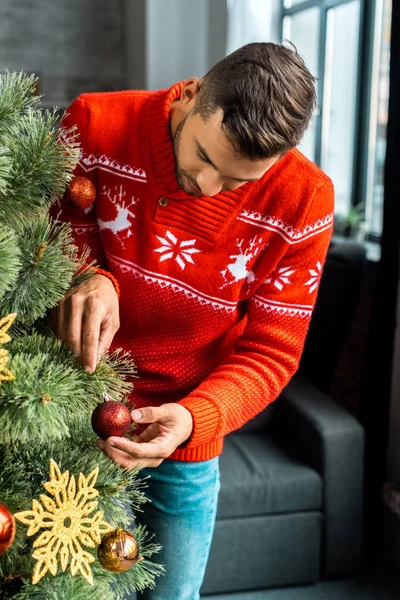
[0,502,16,556]
[92,400,132,440]
[66,176,96,209]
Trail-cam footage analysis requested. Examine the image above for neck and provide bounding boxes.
[169,98,186,138]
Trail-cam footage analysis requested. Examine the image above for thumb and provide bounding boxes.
[132,405,172,424]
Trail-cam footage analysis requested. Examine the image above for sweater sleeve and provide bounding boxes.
[177,179,334,448]
[49,97,119,296]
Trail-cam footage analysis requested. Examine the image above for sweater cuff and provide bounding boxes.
[94,268,121,299]
[176,396,221,449]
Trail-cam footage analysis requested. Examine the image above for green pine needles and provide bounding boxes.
[0,73,80,227]
[0,72,164,599]
[0,225,21,299]
[0,334,138,444]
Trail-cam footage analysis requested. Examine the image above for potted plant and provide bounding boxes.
[334,202,365,240]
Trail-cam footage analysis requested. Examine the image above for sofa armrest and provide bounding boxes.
[274,374,365,577]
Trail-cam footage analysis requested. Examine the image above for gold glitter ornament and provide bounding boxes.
[0,313,16,383]
[14,459,114,586]
[97,526,141,573]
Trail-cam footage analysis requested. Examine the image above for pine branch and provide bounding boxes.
[0,224,21,302]
[0,109,80,227]
[0,72,40,128]
[69,245,98,288]
[2,528,164,600]
[1,440,164,598]
[0,215,94,324]
[0,146,13,196]
[0,333,136,444]
[0,70,163,599]
[89,348,138,402]
[90,524,165,599]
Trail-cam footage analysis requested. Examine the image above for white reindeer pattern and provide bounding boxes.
[98,184,138,248]
[220,236,264,289]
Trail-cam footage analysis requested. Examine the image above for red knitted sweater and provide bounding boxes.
[51,82,334,462]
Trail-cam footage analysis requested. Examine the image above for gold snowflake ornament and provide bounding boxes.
[14,459,114,585]
[0,312,16,382]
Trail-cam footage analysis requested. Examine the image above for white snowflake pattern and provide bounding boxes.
[266,266,296,291]
[220,236,263,289]
[155,230,201,270]
[304,261,322,293]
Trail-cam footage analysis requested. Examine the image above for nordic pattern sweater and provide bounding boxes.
[51,81,334,462]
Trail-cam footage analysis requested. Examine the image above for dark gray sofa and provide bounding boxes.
[200,239,366,596]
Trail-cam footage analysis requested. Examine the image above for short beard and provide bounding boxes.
[173,115,201,195]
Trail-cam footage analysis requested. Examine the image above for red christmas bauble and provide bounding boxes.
[66,176,96,209]
[0,502,16,556]
[92,400,132,440]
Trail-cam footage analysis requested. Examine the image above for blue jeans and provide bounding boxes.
[131,457,221,600]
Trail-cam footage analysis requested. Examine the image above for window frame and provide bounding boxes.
[280,0,380,242]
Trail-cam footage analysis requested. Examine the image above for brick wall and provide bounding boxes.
[0,0,127,109]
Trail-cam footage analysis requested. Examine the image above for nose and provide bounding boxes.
[197,170,223,197]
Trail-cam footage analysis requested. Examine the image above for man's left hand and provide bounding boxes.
[96,403,194,469]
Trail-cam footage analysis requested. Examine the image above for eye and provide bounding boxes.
[197,149,211,165]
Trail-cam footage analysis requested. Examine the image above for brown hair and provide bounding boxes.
[193,42,316,160]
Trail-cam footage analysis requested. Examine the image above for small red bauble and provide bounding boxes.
[0,502,16,556]
[92,400,132,440]
[66,175,96,209]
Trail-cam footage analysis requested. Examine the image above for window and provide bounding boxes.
[364,0,392,237]
[282,0,392,241]
[282,7,320,162]
[226,0,391,242]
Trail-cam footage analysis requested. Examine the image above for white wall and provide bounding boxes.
[125,0,212,91]
[125,0,281,91]
[146,0,209,89]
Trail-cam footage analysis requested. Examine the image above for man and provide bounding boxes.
[51,42,334,599]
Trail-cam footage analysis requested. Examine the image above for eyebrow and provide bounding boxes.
[194,138,260,183]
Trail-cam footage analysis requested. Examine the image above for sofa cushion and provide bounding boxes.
[218,432,323,519]
[235,402,276,433]
[201,512,322,595]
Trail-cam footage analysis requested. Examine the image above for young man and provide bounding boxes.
[51,43,334,599]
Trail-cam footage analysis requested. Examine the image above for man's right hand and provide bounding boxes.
[50,273,120,373]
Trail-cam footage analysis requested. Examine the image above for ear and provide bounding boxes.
[180,77,202,110]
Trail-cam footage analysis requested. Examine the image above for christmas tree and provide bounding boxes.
[0,72,164,599]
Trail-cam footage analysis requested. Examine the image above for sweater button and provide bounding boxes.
[159,197,168,207]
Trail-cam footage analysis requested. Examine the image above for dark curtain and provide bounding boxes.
[360,0,400,561]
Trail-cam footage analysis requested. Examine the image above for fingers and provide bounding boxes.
[99,443,138,469]
[97,315,117,361]
[82,306,104,373]
[52,275,120,373]
[96,404,181,469]
[64,296,84,361]
[107,434,171,459]
[53,291,83,359]
[135,423,160,443]
[96,405,193,470]
[97,440,163,470]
